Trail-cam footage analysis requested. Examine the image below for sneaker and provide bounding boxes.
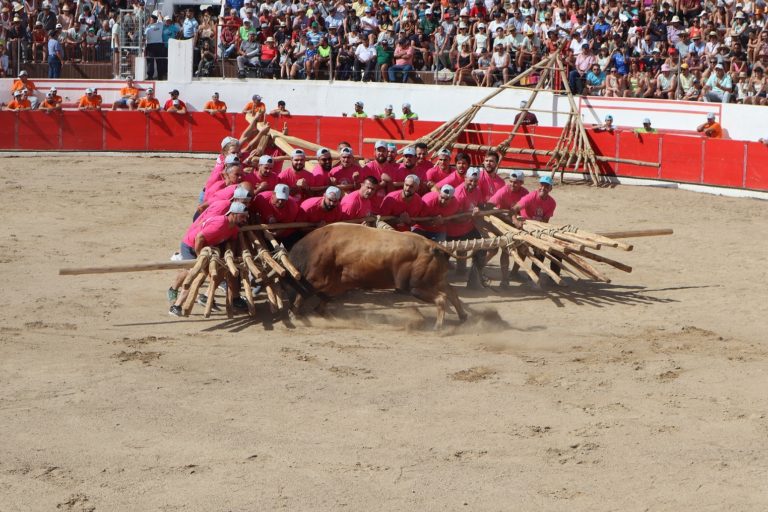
[198,294,220,311]
[169,305,182,317]
[232,296,248,309]
[167,287,178,303]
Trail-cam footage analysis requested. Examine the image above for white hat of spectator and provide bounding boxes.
[364,6,372,12]
[55,23,62,29]
[291,148,305,158]
[374,140,387,149]
[266,36,275,42]
[402,102,411,109]
[316,147,331,157]
[227,202,248,215]
[735,11,745,18]
[18,70,28,77]
[35,20,43,26]
[224,154,241,165]
[467,168,481,179]
[340,147,354,156]
[437,148,451,157]
[519,100,527,108]
[233,186,251,200]
[715,63,724,70]
[605,114,613,121]
[86,87,94,94]
[512,171,525,182]
[424,8,432,14]
[42,1,50,7]
[460,7,469,15]
[13,90,22,97]
[643,117,651,124]
[13,2,23,12]
[671,15,680,22]
[403,147,417,156]
[243,18,252,24]
[274,184,290,200]
[46,91,53,98]
[387,143,397,151]
[221,136,238,149]
[707,112,716,121]
[477,23,485,28]
[440,184,455,197]
[385,104,393,110]
[147,87,154,93]
[459,21,468,28]
[325,186,341,200]
[259,154,274,165]
[355,100,364,107]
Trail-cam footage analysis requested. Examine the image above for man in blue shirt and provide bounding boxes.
[162,16,180,47]
[144,13,165,79]
[47,28,63,78]
[593,12,611,36]
[182,9,199,43]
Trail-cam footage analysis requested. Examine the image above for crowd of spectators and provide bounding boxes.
[2,0,768,104]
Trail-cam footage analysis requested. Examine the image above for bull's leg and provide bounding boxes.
[444,284,468,322]
[433,293,447,331]
[409,287,446,330]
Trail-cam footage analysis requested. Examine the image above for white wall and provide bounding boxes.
[1,76,765,141]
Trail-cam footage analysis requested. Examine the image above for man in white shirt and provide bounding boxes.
[354,34,377,81]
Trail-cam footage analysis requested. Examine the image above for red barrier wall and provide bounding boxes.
[0,111,766,192]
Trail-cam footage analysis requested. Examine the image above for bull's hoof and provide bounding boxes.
[457,313,468,323]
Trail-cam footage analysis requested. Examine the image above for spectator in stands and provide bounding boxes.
[165,89,188,114]
[593,115,615,133]
[703,63,733,103]
[8,15,30,64]
[137,88,160,113]
[47,27,63,78]
[585,63,606,96]
[112,77,139,110]
[260,36,279,78]
[389,38,415,83]
[203,92,227,114]
[243,94,266,120]
[237,31,260,78]
[268,100,291,117]
[144,13,164,80]
[37,3,56,33]
[163,15,180,48]
[31,21,48,63]
[697,113,723,138]
[354,34,377,82]
[6,90,32,111]
[182,9,199,43]
[77,87,101,111]
[376,38,394,81]
[635,118,657,135]
[655,64,677,99]
[347,100,367,118]
[374,104,395,119]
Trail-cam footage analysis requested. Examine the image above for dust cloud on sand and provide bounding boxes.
[1,156,767,510]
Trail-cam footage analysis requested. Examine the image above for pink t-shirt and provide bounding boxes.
[517,190,557,221]
[243,170,279,192]
[330,163,363,186]
[300,196,343,224]
[435,170,466,190]
[204,179,232,203]
[210,184,239,202]
[447,183,484,237]
[278,166,315,202]
[310,164,333,188]
[478,170,506,201]
[389,164,418,183]
[489,185,529,210]
[425,165,453,185]
[201,198,233,220]
[182,215,239,248]
[378,190,423,231]
[204,150,248,191]
[251,191,302,237]
[340,190,374,219]
[363,159,397,181]
[412,159,432,181]
[412,191,461,233]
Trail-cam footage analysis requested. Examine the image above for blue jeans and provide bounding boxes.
[179,243,197,260]
[388,64,413,83]
[48,56,61,78]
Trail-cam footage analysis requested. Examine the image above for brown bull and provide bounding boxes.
[288,224,468,329]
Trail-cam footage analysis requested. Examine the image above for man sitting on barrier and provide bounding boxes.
[11,71,39,109]
[6,90,32,111]
[164,89,188,114]
[40,90,62,112]
[112,77,139,110]
[137,87,160,113]
[77,87,101,111]
[203,92,227,114]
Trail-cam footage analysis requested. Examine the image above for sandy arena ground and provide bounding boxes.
[1,155,767,511]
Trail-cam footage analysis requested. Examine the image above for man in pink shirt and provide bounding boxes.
[251,184,304,248]
[388,38,415,82]
[199,156,244,220]
[412,184,460,242]
[310,147,334,188]
[568,43,596,94]
[364,141,398,211]
[434,152,472,191]
[278,149,314,202]
[200,183,254,223]
[169,202,250,316]
[384,146,418,185]
[340,176,378,221]
[512,175,559,277]
[300,186,343,225]
[412,142,433,182]
[330,147,363,187]
[379,174,424,231]
[489,171,528,209]
[425,148,454,190]
[477,152,506,201]
[448,168,488,288]
[243,154,280,194]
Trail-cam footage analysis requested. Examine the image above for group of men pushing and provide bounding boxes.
[168,132,557,316]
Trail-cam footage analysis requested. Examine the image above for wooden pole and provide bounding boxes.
[596,228,673,239]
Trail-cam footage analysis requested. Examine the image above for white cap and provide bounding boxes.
[340,147,353,156]
[324,186,341,200]
[221,136,238,149]
[50,86,57,92]
[437,148,451,157]
[259,154,274,165]
[511,171,525,182]
[405,174,420,184]
[291,148,305,158]
[643,117,651,124]
[387,143,397,151]
[13,90,22,97]
[274,184,290,200]
[605,114,613,121]
[173,99,180,106]
[86,87,94,93]
[316,147,331,157]
[227,202,248,215]
[402,102,411,109]
[440,184,455,197]
[459,21,468,28]
[355,100,364,107]
[385,104,393,110]
[403,147,416,156]
[374,140,387,149]
[520,101,527,108]
[18,70,28,76]
[467,167,481,179]
[233,186,251,200]
[707,112,716,120]
[224,154,240,165]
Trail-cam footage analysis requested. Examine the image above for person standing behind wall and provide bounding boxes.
[48,28,63,78]
[144,13,164,80]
